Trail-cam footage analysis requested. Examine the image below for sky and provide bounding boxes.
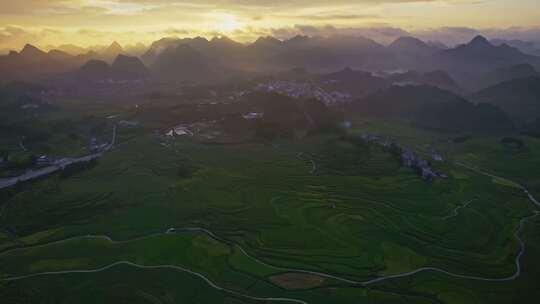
[1,0,540,51]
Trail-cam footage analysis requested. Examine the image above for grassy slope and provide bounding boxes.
[1,119,540,303]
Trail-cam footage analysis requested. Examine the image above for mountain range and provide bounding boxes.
[1,35,539,89]
[72,55,149,82]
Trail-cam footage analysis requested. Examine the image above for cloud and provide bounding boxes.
[164,28,190,35]
[0,1,539,50]
[294,14,380,21]
[0,26,39,50]
[266,24,409,44]
[412,26,540,46]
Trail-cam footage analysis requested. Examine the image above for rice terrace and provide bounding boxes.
[2,114,540,303]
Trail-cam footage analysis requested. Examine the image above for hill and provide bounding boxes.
[386,36,440,70]
[491,39,540,56]
[73,55,149,82]
[101,41,124,63]
[437,36,540,83]
[233,92,341,138]
[150,44,224,83]
[320,68,390,98]
[471,76,540,122]
[0,44,92,82]
[387,70,460,93]
[351,85,513,132]
[110,55,149,80]
[475,64,539,90]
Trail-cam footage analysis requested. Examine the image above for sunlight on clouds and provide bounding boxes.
[214,13,244,32]
[84,0,157,15]
[0,0,538,49]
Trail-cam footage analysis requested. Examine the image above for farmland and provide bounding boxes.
[1,109,540,303]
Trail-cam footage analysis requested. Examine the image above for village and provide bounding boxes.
[254,81,353,105]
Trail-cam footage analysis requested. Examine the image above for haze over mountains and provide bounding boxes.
[1,33,540,136]
[1,34,539,90]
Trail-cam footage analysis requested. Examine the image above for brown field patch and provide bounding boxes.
[268,273,326,290]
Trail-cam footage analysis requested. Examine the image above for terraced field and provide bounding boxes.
[1,130,539,303]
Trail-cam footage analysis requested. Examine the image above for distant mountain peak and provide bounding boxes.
[288,35,309,43]
[469,35,491,47]
[103,41,123,56]
[20,44,46,56]
[389,36,429,48]
[388,36,436,55]
[47,49,72,59]
[255,36,280,43]
[393,36,426,45]
[252,36,282,48]
[112,54,146,69]
[192,36,209,43]
[112,54,130,62]
[109,41,123,50]
[101,41,124,61]
[210,35,242,48]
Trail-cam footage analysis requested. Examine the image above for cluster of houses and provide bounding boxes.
[359,133,447,182]
[255,81,353,105]
[242,112,264,120]
[427,145,444,162]
[400,149,446,181]
[165,121,222,140]
[166,126,193,137]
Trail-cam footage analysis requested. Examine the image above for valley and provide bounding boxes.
[1,91,540,303]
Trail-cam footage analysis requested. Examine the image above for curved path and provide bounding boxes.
[1,162,539,299]
[441,198,478,220]
[2,260,307,304]
[296,152,317,175]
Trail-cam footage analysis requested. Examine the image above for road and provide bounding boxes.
[2,260,307,304]
[1,159,539,302]
[0,126,117,191]
[441,198,478,220]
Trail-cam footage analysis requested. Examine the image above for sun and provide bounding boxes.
[217,14,243,32]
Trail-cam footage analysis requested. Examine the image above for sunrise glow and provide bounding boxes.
[0,0,539,51]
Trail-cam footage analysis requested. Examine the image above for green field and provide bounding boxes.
[1,112,540,303]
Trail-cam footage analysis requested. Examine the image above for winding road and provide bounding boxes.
[0,126,117,191]
[1,260,307,304]
[1,161,539,303]
[441,198,478,220]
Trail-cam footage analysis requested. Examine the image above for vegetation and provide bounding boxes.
[1,50,540,303]
[1,108,540,303]
[350,85,514,133]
